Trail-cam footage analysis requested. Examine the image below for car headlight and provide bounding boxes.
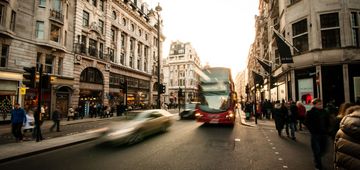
[107,127,135,137]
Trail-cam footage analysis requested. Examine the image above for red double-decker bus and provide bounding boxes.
[195,67,237,126]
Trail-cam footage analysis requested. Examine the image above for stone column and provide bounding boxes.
[125,36,131,67]
[343,64,350,103]
[116,30,121,64]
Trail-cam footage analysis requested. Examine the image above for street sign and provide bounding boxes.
[20,87,27,95]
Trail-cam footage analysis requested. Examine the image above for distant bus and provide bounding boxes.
[195,67,237,126]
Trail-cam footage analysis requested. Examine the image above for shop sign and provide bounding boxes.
[20,87,27,95]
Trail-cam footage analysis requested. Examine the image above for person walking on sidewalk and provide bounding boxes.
[286,100,298,140]
[272,101,287,137]
[67,106,75,121]
[296,101,306,131]
[50,107,62,132]
[334,105,360,170]
[10,103,27,142]
[305,98,330,170]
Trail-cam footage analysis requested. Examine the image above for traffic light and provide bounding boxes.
[23,67,36,88]
[159,84,166,94]
[178,88,183,97]
[120,80,127,93]
[41,74,51,89]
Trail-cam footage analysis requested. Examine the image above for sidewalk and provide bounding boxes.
[0,109,178,163]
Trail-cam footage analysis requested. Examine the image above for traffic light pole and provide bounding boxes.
[35,64,43,142]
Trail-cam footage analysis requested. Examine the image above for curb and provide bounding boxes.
[0,133,98,164]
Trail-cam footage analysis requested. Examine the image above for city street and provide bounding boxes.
[0,111,334,170]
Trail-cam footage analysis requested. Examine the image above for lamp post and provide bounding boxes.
[155,3,162,109]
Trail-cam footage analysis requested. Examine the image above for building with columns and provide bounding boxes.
[162,41,201,105]
[0,0,164,122]
[72,0,164,115]
[0,0,76,120]
[248,0,360,106]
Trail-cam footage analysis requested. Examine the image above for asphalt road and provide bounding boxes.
[0,117,334,170]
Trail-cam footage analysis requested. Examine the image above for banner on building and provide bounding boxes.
[274,32,293,63]
[256,58,272,74]
[252,71,264,85]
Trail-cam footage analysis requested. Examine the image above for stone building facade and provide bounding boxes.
[162,41,201,105]
[0,0,163,121]
[72,0,163,115]
[248,0,360,106]
[0,0,76,120]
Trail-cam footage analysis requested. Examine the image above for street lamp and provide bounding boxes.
[148,3,162,109]
[155,3,162,109]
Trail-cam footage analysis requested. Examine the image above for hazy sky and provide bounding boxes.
[146,0,259,77]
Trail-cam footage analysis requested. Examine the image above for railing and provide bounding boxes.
[74,43,105,60]
[49,9,64,23]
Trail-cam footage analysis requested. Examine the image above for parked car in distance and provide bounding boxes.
[179,103,197,119]
[97,109,174,146]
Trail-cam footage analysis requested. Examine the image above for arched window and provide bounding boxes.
[80,67,103,84]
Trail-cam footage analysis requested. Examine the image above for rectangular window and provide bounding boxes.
[53,0,61,11]
[0,4,4,25]
[10,11,16,31]
[99,43,104,59]
[99,0,104,11]
[39,0,46,7]
[92,0,97,7]
[45,54,54,74]
[57,57,63,75]
[292,18,308,53]
[83,11,89,27]
[121,33,126,48]
[320,13,341,48]
[99,20,104,34]
[64,31,67,46]
[109,48,115,62]
[120,53,125,65]
[50,24,61,43]
[0,45,9,67]
[89,39,97,57]
[36,52,42,72]
[36,21,45,39]
[351,12,360,47]
[111,28,116,42]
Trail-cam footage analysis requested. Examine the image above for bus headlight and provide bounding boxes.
[226,111,234,119]
[195,112,202,117]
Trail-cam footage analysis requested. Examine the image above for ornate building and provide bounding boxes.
[0,0,164,121]
[248,0,360,106]
[162,41,201,105]
[72,0,164,114]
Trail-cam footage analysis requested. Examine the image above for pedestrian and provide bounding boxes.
[286,100,298,140]
[23,105,35,133]
[305,98,330,170]
[328,102,354,139]
[67,106,75,121]
[10,103,27,142]
[76,105,84,119]
[272,100,287,136]
[296,101,306,131]
[334,105,360,170]
[50,107,61,132]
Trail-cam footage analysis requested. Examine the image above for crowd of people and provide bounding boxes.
[242,99,360,170]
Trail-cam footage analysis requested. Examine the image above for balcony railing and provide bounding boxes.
[49,9,64,24]
[74,43,105,60]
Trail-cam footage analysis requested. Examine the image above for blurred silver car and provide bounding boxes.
[97,109,174,146]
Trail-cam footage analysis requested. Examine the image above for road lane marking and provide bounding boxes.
[272,147,276,149]
[234,138,241,142]
[283,165,288,168]
[275,152,279,154]
[278,158,283,161]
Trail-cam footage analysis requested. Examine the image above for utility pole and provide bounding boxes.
[35,64,43,142]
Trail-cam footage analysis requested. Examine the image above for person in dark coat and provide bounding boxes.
[10,103,27,142]
[272,101,287,136]
[286,101,298,140]
[334,105,360,170]
[50,107,61,132]
[305,98,330,170]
